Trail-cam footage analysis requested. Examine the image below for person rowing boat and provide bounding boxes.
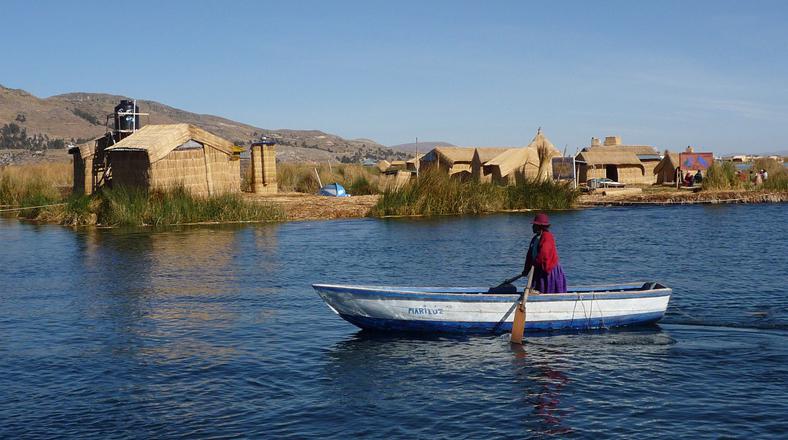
[523,213,567,293]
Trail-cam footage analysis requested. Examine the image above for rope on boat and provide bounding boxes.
[594,291,607,330]
[0,202,66,213]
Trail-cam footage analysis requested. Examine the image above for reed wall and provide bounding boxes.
[150,149,209,195]
[111,151,151,188]
[616,165,646,184]
[251,145,277,195]
[641,161,659,184]
[72,153,94,195]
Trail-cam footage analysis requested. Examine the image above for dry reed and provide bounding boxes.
[276,163,382,194]
[371,168,578,217]
[0,163,71,213]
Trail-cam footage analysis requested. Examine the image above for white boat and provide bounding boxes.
[312,282,672,334]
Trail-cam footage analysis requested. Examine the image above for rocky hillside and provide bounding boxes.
[388,141,455,153]
[0,85,409,163]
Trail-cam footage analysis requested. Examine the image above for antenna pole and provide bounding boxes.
[415,136,419,177]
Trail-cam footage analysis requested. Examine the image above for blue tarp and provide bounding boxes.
[319,183,351,197]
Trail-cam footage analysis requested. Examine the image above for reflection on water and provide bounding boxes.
[321,327,676,437]
[0,204,786,438]
[512,343,572,436]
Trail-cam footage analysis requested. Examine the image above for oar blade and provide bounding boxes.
[510,267,534,344]
[510,302,526,343]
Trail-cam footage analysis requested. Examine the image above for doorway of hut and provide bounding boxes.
[605,164,619,182]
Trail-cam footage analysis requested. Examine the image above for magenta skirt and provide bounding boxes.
[533,264,567,293]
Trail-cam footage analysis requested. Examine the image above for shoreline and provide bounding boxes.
[578,189,788,207]
[4,189,786,227]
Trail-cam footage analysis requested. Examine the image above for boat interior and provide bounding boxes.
[487,282,667,295]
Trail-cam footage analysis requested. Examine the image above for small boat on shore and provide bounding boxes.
[312,282,672,334]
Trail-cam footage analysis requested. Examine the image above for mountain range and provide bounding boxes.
[388,141,455,153]
[0,85,410,163]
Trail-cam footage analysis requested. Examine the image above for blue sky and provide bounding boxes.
[2,0,787,154]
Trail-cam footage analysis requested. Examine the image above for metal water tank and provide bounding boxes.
[252,135,276,147]
[114,100,140,132]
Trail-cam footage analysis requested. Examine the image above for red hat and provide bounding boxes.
[532,213,550,226]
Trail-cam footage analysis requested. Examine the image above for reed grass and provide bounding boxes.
[46,186,286,227]
[276,163,382,194]
[751,158,788,191]
[0,163,70,217]
[370,169,578,217]
[702,161,743,190]
[757,160,787,191]
[703,159,787,191]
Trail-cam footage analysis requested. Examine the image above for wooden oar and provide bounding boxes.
[510,267,534,344]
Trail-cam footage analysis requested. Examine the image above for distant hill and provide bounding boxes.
[389,141,455,153]
[0,84,408,163]
[753,150,788,157]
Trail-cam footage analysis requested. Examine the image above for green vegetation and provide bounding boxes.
[45,186,285,227]
[754,158,788,191]
[703,158,787,191]
[370,170,579,217]
[0,123,68,150]
[702,161,743,190]
[347,175,377,195]
[2,163,283,226]
[71,108,101,126]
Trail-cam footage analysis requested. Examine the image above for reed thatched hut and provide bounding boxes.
[654,151,680,184]
[105,124,240,196]
[406,153,424,172]
[622,146,660,183]
[525,129,561,181]
[470,148,511,182]
[575,149,646,184]
[419,147,476,178]
[380,170,413,189]
[376,159,391,173]
[481,130,561,184]
[69,134,115,195]
[69,141,98,195]
[584,136,660,184]
[482,148,540,184]
[582,146,659,184]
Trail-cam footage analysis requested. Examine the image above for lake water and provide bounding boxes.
[1,204,786,438]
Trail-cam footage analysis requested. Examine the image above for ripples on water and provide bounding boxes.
[0,204,786,438]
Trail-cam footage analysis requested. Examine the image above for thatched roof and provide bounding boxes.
[450,163,472,175]
[472,147,512,164]
[481,130,561,177]
[376,160,391,172]
[484,148,540,176]
[584,145,657,155]
[621,145,659,156]
[526,129,560,156]
[69,140,97,159]
[106,124,234,163]
[654,151,679,174]
[577,149,643,167]
[433,147,476,164]
[406,153,424,165]
[68,135,107,159]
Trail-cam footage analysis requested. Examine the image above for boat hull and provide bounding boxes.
[313,283,671,334]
